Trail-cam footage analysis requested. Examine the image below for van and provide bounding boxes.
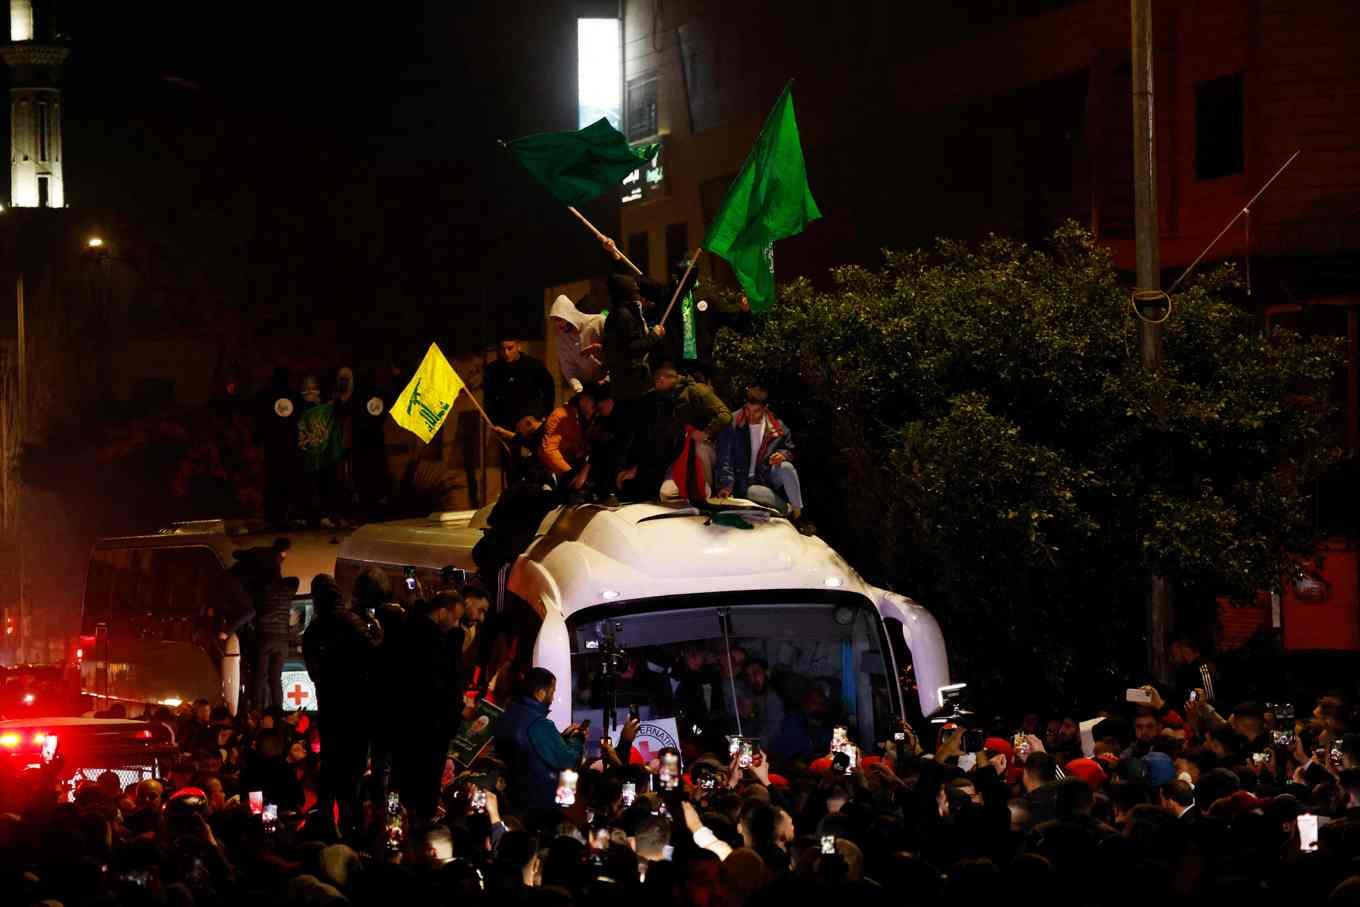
[81,521,346,714]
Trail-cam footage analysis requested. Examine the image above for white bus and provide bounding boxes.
[336,502,950,747]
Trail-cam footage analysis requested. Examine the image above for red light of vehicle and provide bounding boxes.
[75,648,83,660]
[0,733,19,748]
[22,693,36,705]
[31,732,46,745]
[134,729,153,739]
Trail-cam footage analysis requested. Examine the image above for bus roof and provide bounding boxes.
[510,503,873,619]
[92,522,350,596]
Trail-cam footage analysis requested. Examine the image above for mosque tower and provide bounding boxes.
[4,0,67,208]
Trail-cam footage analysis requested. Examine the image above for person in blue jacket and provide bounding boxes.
[494,667,585,813]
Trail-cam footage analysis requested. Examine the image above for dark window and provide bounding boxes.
[664,222,689,274]
[1195,74,1244,180]
[37,175,48,207]
[37,102,48,161]
[83,546,226,640]
[627,231,651,278]
[625,72,658,141]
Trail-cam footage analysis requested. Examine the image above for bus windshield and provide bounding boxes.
[568,597,898,765]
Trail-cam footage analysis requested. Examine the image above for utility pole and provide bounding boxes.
[1131,0,1172,684]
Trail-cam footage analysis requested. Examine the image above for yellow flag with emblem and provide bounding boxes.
[391,343,466,442]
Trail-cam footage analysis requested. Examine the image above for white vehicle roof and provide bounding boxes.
[336,510,486,573]
[511,503,868,618]
[92,521,349,596]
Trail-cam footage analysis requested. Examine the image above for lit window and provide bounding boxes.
[577,18,621,130]
[10,0,34,42]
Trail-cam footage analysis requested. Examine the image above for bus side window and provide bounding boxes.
[882,617,922,726]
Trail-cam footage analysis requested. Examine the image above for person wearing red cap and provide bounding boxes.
[1064,757,1108,792]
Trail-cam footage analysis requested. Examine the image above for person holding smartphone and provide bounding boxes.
[494,667,587,812]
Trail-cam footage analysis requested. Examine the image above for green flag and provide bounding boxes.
[681,288,698,360]
[702,83,821,312]
[507,118,659,207]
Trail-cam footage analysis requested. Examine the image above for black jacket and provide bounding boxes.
[603,301,664,400]
[302,606,382,701]
[395,613,463,730]
[485,354,556,429]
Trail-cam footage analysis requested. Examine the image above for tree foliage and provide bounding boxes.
[716,224,1343,704]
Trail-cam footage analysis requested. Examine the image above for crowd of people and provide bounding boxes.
[5,560,1360,907]
[479,270,810,565]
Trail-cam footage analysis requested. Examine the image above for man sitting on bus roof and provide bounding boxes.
[715,385,809,532]
[537,385,602,501]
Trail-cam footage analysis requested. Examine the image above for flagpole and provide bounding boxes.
[659,249,704,325]
[566,206,643,276]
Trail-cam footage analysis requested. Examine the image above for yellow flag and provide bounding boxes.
[391,343,466,442]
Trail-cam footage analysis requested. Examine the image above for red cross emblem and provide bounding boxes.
[286,683,311,708]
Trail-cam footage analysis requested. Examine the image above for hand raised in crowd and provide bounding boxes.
[936,726,964,761]
[483,789,500,825]
[750,750,771,785]
[769,452,786,467]
[620,716,641,743]
[681,800,703,834]
[601,236,624,261]
[650,324,666,338]
[716,487,733,499]
[1140,685,1166,711]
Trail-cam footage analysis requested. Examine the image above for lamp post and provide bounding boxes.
[83,236,114,400]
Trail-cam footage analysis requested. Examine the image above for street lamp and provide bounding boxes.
[86,236,105,250]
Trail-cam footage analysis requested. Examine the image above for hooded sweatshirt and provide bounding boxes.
[549,295,607,394]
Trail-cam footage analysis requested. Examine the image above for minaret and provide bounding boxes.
[4,0,67,208]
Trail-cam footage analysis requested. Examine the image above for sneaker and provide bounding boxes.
[795,516,817,537]
[602,494,621,508]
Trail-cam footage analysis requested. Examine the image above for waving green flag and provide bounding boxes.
[702,83,821,312]
[507,118,659,207]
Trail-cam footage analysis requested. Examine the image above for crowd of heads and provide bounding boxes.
[7,650,1360,907]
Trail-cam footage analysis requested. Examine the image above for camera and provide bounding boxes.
[1251,751,1272,766]
[1272,730,1295,748]
[820,835,837,855]
[621,782,636,807]
[404,566,418,592]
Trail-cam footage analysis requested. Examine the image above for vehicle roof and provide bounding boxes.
[337,510,486,572]
[92,522,349,596]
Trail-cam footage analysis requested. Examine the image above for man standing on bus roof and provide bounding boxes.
[302,573,383,835]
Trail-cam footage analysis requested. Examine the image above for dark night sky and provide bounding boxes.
[20,2,619,368]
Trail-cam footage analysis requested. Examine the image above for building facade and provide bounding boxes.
[5,0,67,209]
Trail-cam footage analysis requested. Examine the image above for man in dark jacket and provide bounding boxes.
[485,338,556,445]
[302,572,382,834]
[647,363,731,501]
[715,385,806,524]
[494,667,585,814]
[602,275,667,496]
[394,591,464,822]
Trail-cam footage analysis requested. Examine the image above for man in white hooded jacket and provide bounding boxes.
[549,294,607,395]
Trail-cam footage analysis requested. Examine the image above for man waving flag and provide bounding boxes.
[702,82,821,312]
